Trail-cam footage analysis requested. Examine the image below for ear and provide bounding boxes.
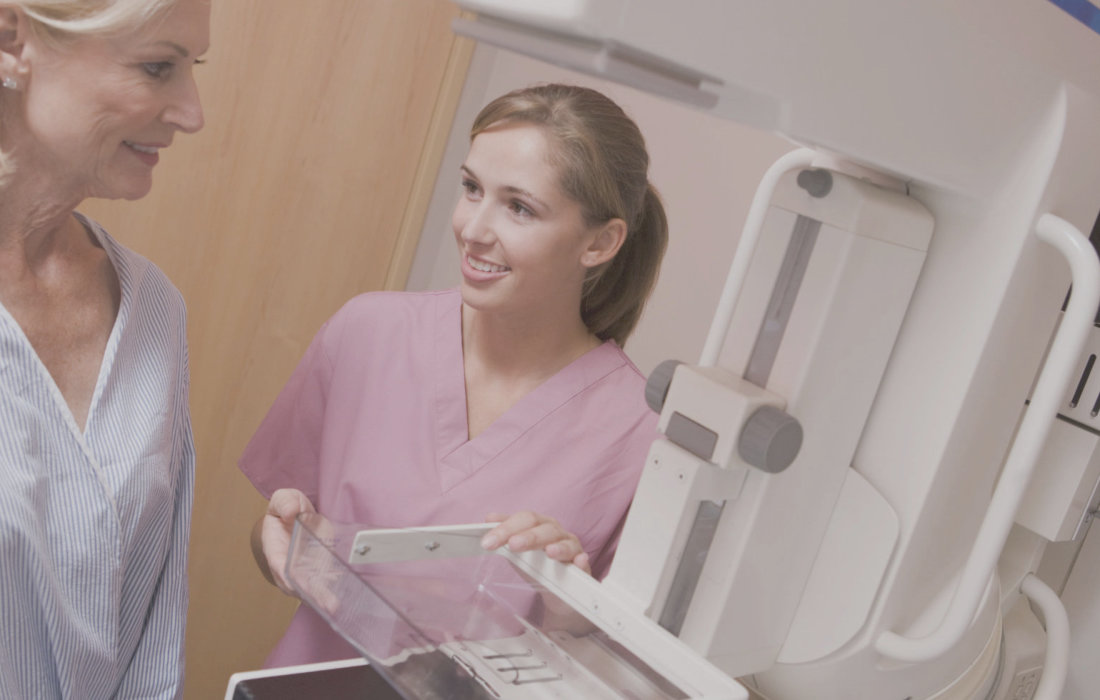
[0,7,30,83]
[580,218,627,269]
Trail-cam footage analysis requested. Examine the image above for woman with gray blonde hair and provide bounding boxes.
[0,0,207,696]
[242,83,669,667]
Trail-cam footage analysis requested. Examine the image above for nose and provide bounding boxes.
[454,198,494,246]
[164,71,205,134]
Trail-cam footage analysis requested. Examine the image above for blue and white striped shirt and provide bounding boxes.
[0,214,194,699]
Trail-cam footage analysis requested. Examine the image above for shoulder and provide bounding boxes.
[313,288,458,360]
[326,288,458,336]
[568,341,658,435]
[77,213,186,313]
[585,341,651,397]
[605,341,649,383]
[334,287,457,316]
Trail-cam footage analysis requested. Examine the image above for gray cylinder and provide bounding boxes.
[796,168,833,198]
[645,359,684,413]
[738,405,803,473]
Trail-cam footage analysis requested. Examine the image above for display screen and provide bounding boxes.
[231,663,401,700]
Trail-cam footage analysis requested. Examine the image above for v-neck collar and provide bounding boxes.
[432,290,628,492]
[78,213,131,437]
[0,212,130,442]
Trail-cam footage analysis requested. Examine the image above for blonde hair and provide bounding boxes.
[0,0,179,178]
[20,0,178,39]
[470,84,669,347]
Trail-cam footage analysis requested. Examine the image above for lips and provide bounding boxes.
[123,140,161,167]
[467,255,510,273]
[123,141,160,155]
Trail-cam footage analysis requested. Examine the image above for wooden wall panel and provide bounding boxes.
[80,1,472,696]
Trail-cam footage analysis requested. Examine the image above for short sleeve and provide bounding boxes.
[238,317,340,505]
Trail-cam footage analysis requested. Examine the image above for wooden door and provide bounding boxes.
[81,1,472,696]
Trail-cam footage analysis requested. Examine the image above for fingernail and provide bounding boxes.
[481,533,500,549]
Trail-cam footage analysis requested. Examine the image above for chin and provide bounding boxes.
[99,178,154,201]
[458,282,499,311]
[122,186,154,201]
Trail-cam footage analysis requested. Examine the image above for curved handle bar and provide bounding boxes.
[699,147,819,367]
[1020,573,1069,700]
[876,213,1100,662]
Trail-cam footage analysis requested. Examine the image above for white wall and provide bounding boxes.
[406,46,794,377]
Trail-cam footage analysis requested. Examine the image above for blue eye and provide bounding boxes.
[142,62,173,79]
[461,178,481,197]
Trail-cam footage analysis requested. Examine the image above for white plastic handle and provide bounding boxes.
[876,213,1100,662]
[1020,573,1069,700]
[699,147,819,367]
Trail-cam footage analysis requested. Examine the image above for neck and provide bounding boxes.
[462,301,602,381]
[0,175,85,270]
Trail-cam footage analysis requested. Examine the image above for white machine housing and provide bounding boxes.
[451,2,1100,699]
[611,166,932,678]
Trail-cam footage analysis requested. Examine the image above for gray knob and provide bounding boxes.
[738,405,803,473]
[645,359,684,413]
[796,168,833,198]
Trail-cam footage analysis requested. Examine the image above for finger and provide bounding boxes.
[505,522,573,552]
[543,537,585,563]
[481,511,544,550]
[572,551,592,576]
[294,490,315,516]
[497,510,544,534]
[263,545,295,596]
[263,528,302,597]
[268,488,315,521]
[266,488,300,517]
[272,568,296,597]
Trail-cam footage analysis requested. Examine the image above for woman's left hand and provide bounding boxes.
[480,510,592,575]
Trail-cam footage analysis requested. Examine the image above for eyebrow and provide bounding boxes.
[151,40,191,58]
[460,165,549,211]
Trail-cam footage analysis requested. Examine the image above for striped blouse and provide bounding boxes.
[0,214,194,699]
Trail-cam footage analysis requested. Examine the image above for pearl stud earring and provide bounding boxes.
[1,77,16,90]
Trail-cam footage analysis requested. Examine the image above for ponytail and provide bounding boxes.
[582,185,668,346]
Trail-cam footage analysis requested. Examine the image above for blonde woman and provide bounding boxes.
[0,1,207,696]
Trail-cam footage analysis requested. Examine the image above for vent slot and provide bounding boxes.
[1071,353,1096,408]
[1053,322,1100,432]
[1091,364,1100,417]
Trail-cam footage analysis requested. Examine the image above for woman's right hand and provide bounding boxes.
[250,488,317,596]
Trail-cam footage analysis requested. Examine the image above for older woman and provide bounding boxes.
[0,0,207,697]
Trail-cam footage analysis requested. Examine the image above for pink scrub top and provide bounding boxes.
[239,289,658,667]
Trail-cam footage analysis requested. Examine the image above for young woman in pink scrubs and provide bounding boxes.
[240,83,669,666]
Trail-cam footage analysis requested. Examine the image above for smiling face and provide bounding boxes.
[452,121,614,325]
[8,0,209,201]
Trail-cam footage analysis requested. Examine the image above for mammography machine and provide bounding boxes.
[227,2,1100,698]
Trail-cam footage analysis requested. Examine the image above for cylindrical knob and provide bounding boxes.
[739,405,803,473]
[796,168,833,198]
[645,359,684,413]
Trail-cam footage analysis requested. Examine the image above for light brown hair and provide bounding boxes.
[470,83,668,346]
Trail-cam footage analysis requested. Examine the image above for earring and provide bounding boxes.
[2,77,16,90]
